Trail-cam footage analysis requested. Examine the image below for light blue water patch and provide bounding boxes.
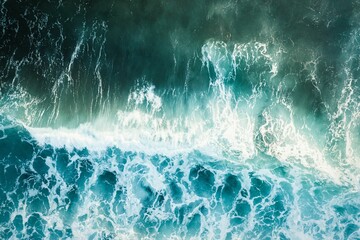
[0,116,359,239]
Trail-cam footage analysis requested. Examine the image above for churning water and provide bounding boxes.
[0,0,359,239]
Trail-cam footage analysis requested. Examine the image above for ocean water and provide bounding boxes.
[0,0,359,239]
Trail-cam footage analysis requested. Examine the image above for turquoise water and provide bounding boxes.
[0,0,359,239]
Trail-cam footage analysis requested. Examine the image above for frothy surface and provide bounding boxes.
[0,0,360,239]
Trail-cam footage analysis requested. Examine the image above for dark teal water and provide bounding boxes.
[0,0,359,239]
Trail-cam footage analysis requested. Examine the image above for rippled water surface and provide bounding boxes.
[0,0,359,239]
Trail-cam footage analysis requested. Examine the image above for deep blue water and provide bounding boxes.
[0,0,360,239]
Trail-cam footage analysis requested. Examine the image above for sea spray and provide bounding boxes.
[0,0,359,239]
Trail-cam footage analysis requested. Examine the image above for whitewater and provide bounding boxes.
[0,0,359,239]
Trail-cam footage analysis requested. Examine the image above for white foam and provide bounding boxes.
[18,39,359,189]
